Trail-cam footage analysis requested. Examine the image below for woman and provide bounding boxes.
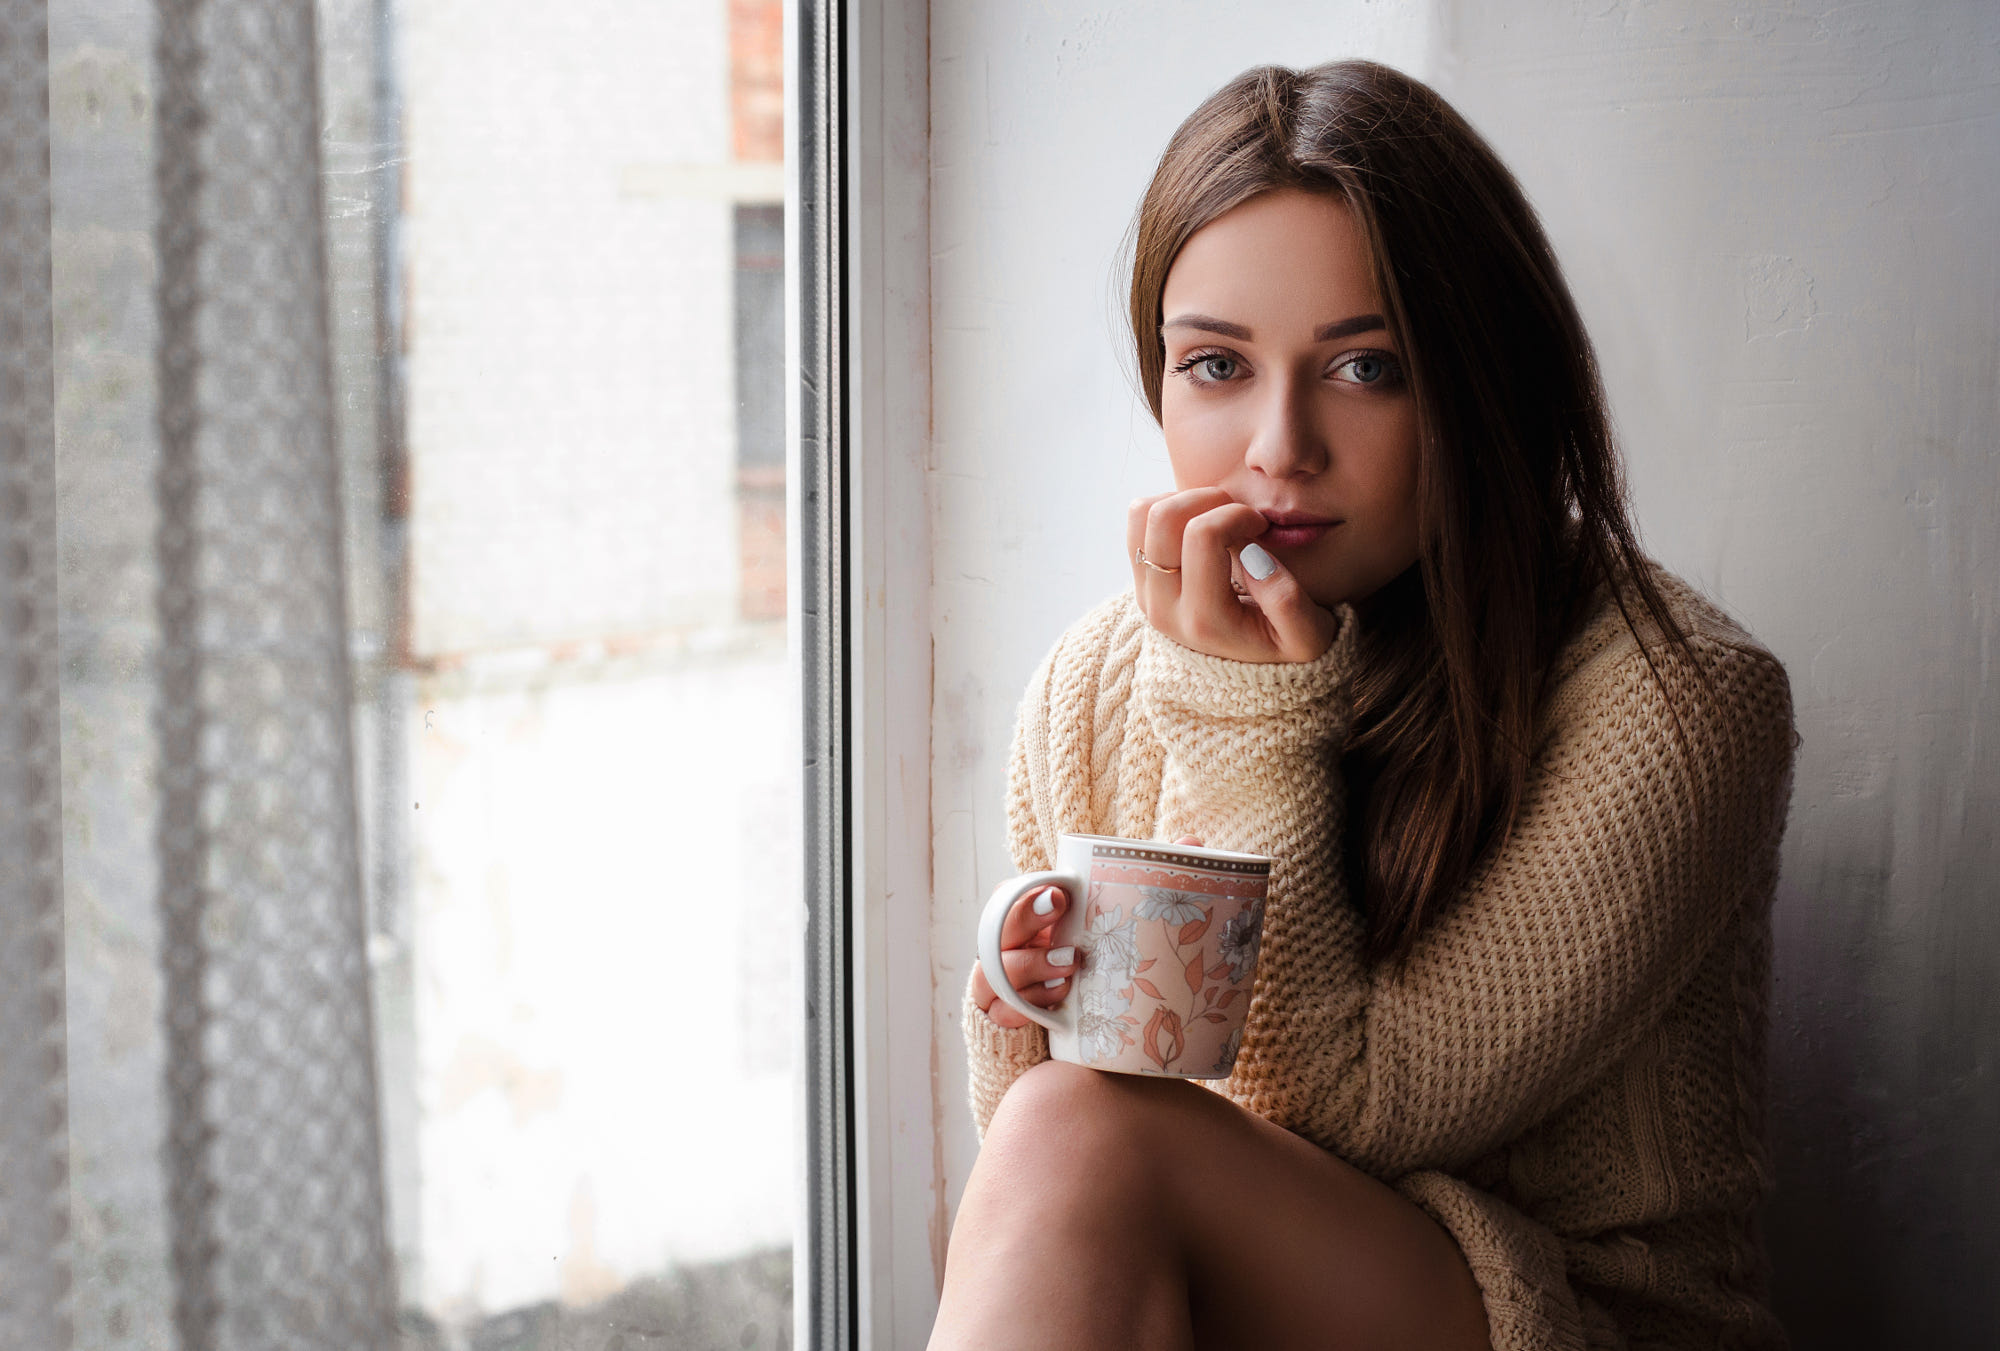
[931,62,1795,1351]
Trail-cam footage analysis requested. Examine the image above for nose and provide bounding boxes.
[1241,370,1328,480]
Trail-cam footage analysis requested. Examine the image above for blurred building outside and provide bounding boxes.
[49,0,798,1346]
[385,0,798,1331]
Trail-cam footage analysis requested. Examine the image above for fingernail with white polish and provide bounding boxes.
[1047,946,1075,967]
[1042,976,1068,988]
[1240,542,1277,581]
[1032,888,1057,916]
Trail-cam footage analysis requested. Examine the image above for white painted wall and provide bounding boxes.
[920,0,1999,1343]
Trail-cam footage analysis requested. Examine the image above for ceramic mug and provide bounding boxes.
[978,833,1271,1079]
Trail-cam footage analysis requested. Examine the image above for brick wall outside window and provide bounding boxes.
[731,0,784,622]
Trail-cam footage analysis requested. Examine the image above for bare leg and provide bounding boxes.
[929,1061,1491,1351]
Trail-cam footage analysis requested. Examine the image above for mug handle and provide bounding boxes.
[977,870,1077,1033]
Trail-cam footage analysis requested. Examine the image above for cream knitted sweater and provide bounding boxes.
[963,569,1794,1350]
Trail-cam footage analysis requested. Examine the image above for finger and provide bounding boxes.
[1180,502,1269,644]
[970,960,998,1013]
[1142,487,1234,573]
[1175,835,1204,846]
[970,960,1064,1026]
[1236,541,1340,662]
[970,947,1076,1027]
[1126,492,1176,563]
[999,884,1067,950]
[1120,485,1176,591]
[1128,491,1184,615]
[973,959,1033,1029]
[982,998,1039,1031]
[1002,943,1079,994]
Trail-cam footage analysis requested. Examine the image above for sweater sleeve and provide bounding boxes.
[961,596,1139,1136]
[961,644,1054,1137]
[1344,634,1794,1175]
[1150,623,1796,1177]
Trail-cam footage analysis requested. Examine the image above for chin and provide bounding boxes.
[1296,575,1358,610]
[1283,551,1363,610]
[1297,559,1407,611]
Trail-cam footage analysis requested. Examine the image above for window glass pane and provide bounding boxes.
[49,0,798,1345]
[367,0,798,1345]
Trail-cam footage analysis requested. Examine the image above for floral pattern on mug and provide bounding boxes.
[1073,867,1263,1076]
[1078,904,1139,982]
[1078,983,1136,1063]
[1135,887,1209,926]
[1212,1025,1243,1078]
[1217,899,1264,984]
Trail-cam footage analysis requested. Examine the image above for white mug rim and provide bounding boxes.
[1060,831,1270,869]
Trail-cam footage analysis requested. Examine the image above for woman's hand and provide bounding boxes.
[1128,487,1338,663]
[972,839,1204,1029]
[970,884,1076,1030]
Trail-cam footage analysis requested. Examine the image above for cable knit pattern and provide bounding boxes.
[963,568,1795,1350]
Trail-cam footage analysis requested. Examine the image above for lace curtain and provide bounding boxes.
[0,0,397,1345]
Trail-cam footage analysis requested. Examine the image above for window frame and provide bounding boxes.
[795,0,936,1345]
[793,0,854,1343]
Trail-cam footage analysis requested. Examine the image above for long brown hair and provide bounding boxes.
[1127,61,1691,964]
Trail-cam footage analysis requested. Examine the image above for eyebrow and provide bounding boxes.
[1160,312,1389,343]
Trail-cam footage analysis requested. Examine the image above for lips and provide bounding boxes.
[1256,510,1340,549]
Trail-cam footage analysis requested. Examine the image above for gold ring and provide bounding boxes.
[1135,548,1181,575]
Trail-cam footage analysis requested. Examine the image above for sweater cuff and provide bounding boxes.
[961,978,1050,1138]
[1136,608,1356,726]
[1393,1170,1588,1351]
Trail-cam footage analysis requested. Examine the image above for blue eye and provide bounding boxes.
[1169,349,1245,386]
[1334,350,1403,388]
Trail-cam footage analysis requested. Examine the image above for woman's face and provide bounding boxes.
[1158,188,1422,608]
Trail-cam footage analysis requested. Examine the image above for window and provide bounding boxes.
[41,0,848,1346]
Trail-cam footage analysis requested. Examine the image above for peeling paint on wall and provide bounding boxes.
[1741,255,1817,341]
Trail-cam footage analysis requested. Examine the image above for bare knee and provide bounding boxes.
[982,1062,1130,1185]
[979,1062,1208,1203]
[941,1063,1202,1350]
